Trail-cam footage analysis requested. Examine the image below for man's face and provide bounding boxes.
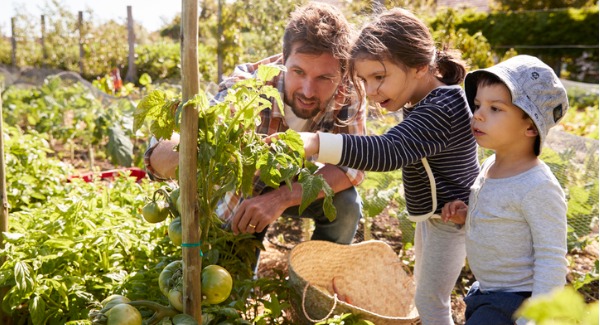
[283,43,342,119]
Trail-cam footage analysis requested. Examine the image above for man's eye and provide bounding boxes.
[375,75,385,81]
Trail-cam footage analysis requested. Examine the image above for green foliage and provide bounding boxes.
[2,76,139,167]
[2,125,72,211]
[0,177,174,324]
[428,8,495,70]
[561,83,599,139]
[134,41,182,82]
[495,0,596,10]
[437,6,599,82]
[516,286,599,324]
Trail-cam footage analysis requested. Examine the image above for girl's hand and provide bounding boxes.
[264,132,320,157]
[441,200,468,225]
[298,132,320,157]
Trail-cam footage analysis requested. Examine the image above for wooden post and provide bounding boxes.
[0,85,12,325]
[125,6,137,83]
[10,18,16,67]
[41,15,47,68]
[216,0,223,83]
[78,11,84,75]
[180,0,201,321]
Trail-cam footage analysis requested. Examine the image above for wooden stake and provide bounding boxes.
[180,0,201,321]
[0,83,12,324]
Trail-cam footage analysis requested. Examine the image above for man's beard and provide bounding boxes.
[284,92,333,120]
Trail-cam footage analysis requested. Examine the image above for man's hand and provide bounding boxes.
[441,200,468,225]
[149,133,180,179]
[230,190,288,235]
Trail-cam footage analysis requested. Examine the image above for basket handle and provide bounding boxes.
[302,282,338,323]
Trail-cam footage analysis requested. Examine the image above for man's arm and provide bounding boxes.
[147,133,180,180]
[230,163,352,235]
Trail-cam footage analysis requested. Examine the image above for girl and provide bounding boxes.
[298,8,480,324]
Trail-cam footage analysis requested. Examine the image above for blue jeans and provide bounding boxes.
[254,186,363,245]
[464,281,531,325]
[284,186,362,244]
[251,186,362,274]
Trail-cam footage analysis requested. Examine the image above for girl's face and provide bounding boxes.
[354,58,419,112]
[471,83,536,154]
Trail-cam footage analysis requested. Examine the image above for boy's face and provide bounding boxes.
[471,83,535,154]
[283,43,342,120]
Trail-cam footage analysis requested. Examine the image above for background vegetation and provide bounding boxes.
[0,0,597,324]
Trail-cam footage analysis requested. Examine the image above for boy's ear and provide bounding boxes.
[525,122,539,138]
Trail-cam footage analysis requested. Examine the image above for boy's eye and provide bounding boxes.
[473,104,480,111]
[375,75,385,81]
[491,106,500,112]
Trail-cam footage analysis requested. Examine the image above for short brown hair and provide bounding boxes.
[282,2,353,76]
[473,72,542,155]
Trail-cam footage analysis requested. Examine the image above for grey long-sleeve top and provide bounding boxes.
[466,155,568,296]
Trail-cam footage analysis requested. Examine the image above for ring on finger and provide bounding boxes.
[249,224,256,228]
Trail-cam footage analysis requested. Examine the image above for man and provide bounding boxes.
[145,2,366,246]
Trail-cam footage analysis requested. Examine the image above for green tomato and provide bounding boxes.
[172,314,199,325]
[201,265,233,305]
[167,287,184,312]
[176,195,182,214]
[168,217,182,246]
[158,260,185,311]
[100,294,131,313]
[104,303,142,325]
[158,260,183,298]
[170,187,180,207]
[142,201,169,223]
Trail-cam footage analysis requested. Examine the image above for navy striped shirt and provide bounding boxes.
[338,86,480,215]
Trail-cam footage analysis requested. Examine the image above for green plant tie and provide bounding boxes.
[181,242,203,256]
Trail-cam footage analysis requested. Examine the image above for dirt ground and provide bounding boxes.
[257,213,599,325]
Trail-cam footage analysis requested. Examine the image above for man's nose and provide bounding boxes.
[302,80,316,98]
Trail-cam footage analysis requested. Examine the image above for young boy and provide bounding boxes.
[441,55,569,325]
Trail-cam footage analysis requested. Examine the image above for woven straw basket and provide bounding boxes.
[288,240,420,324]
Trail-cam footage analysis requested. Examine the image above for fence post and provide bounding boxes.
[217,0,223,83]
[41,15,47,68]
[0,85,12,325]
[78,11,84,75]
[10,18,16,67]
[125,6,137,83]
